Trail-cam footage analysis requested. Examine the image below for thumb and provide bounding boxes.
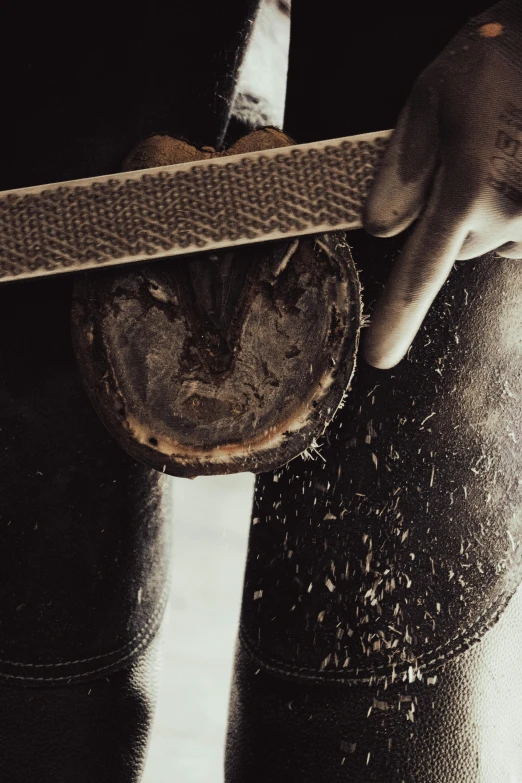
[363,75,440,238]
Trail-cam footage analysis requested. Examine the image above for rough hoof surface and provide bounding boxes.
[71,129,361,477]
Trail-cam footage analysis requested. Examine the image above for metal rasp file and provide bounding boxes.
[0,129,392,284]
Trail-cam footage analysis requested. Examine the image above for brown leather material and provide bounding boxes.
[0,275,172,685]
[228,230,522,781]
[71,129,362,478]
[239,250,522,683]
[0,1,257,780]
[0,626,165,783]
[228,582,522,782]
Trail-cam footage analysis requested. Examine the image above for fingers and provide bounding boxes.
[363,75,439,238]
[362,167,471,369]
[456,195,522,258]
[495,241,522,259]
[456,229,511,260]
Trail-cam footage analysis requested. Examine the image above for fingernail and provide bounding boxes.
[363,220,395,238]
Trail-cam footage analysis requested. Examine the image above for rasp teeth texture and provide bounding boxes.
[0,134,389,282]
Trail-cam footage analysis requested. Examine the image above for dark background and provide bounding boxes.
[286,3,493,140]
[0,2,492,190]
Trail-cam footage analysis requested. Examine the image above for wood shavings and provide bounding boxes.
[320,654,332,670]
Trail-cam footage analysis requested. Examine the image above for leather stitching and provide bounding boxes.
[0,580,170,682]
[239,573,522,684]
[0,611,164,683]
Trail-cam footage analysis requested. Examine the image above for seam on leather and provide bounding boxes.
[0,580,170,682]
[239,577,520,684]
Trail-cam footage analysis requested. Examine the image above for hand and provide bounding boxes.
[362,8,522,369]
